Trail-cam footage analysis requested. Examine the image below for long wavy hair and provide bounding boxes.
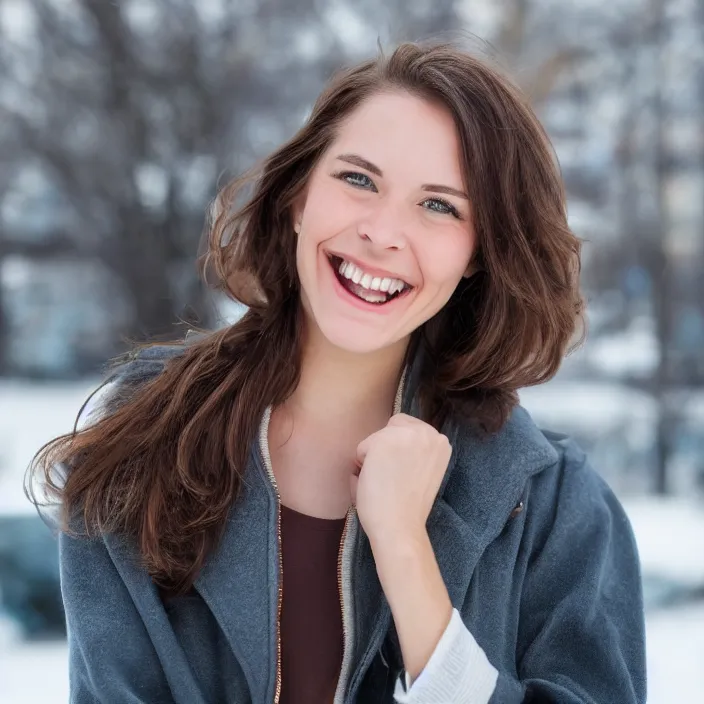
[27,41,584,596]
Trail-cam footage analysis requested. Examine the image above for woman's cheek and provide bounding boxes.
[419,245,469,290]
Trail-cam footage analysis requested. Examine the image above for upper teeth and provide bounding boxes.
[337,259,408,294]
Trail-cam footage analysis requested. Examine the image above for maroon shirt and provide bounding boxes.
[279,504,347,704]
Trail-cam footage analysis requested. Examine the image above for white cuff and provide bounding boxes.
[393,608,498,703]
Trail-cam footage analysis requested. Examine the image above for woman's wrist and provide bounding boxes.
[370,527,453,682]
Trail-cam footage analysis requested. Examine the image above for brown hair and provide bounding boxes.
[27,40,584,596]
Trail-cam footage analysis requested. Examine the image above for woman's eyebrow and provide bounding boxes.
[336,153,467,200]
[336,153,382,176]
[422,184,468,200]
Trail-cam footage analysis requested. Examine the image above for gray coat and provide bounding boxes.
[58,343,646,703]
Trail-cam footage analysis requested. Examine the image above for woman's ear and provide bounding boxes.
[292,191,307,234]
[291,205,302,233]
[463,261,479,278]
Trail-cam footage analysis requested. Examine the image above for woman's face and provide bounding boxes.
[295,90,477,354]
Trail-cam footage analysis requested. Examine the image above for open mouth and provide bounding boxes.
[327,254,412,306]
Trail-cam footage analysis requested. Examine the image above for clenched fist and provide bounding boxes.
[351,413,452,545]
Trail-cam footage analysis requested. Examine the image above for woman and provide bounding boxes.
[30,41,646,703]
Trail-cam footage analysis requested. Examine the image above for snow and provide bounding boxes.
[682,391,704,423]
[0,635,69,704]
[519,380,656,439]
[323,4,376,53]
[623,496,704,585]
[587,317,659,377]
[134,162,169,211]
[0,379,99,515]
[0,1,36,40]
[645,602,704,704]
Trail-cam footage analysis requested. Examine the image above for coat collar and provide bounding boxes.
[429,404,558,603]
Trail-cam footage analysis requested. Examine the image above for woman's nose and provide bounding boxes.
[356,203,408,250]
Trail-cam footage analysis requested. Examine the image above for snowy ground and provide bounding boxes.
[0,378,99,516]
[0,632,69,703]
[1,379,703,702]
[646,602,704,703]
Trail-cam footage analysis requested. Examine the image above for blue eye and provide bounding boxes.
[332,171,462,220]
[422,198,462,219]
[334,171,378,192]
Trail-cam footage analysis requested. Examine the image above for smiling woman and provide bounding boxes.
[28,40,645,704]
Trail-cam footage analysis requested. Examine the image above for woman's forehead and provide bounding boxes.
[325,92,465,186]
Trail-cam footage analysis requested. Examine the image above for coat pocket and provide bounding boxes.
[357,646,397,704]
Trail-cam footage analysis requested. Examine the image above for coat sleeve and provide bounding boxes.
[491,442,647,703]
[393,440,646,704]
[59,530,174,703]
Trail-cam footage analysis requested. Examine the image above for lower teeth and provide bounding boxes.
[330,256,403,305]
[346,280,390,304]
[338,274,393,304]
[358,292,388,303]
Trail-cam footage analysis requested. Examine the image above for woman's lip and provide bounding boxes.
[325,253,412,313]
[325,251,412,286]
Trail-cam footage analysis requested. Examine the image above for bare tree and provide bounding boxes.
[647,0,675,494]
[0,0,340,351]
[579,0,704,494]
[493,0,586,105]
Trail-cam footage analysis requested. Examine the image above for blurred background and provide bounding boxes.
[0,0,702,701]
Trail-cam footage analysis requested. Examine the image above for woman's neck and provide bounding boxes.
[288,325,409,426]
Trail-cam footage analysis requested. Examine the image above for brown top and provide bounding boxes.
[279,504,347,704]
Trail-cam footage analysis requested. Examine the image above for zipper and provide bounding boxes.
[333,366,407,704]
[332,505,357,704]
[259,407,283,704]
[261,365,408,704]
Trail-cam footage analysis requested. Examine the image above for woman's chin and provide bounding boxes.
[324,328,390,355]
[300,294,410,355]
[311,319,397,355]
